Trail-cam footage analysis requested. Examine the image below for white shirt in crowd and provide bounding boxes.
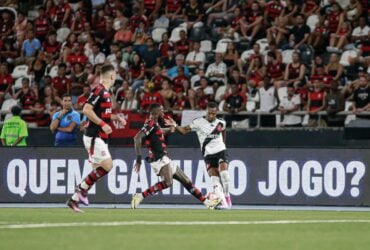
[186,50,206,69]
[189,117,226,156]
[279,94,302,125]
[258,86,277,112]
[88,52,106,65]
[352,25,370,38]
[205,62,227,84]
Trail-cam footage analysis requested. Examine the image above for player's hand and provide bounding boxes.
[102,124,113,134]
[164,117,176,126]
[134,162,141,173]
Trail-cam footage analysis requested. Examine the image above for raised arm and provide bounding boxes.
[164,117,192,134]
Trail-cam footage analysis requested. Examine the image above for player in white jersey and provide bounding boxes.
[165,102,232,209]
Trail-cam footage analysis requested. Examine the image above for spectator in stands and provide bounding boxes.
[325,82,345,127]
[279,84,302,127]
[54,0,72,29]
[205,52,227,87]
[143,37,161,75]
[183,0,204,30]
[281,0,299,26]
[141,0,162,21]
[266,51,284,87]
[327,21,351,52]
[325,53,344,84]
[258,77,279,127]
[88,43,106,65]
[308,14,328,50]
[158,32,173,58]
[0,63,13,107]
[43,32,61,59]
[223,42,239,74]
[206,0,238,27]
[240,1,263,42]
[162,47,177,69]
[185,41,206,72]
[13,78,37,123]
[21,30,42,62]
[223,83,247,126]
[129,53,146,92]
[0,39,18,64]
[29,50,47,87]
[0,10,14,41]
[52,63,72,97]
[75,84,91,110]
[175,30,191,56]
[50,93,81,146]
[14,11,28,41]
[352,76,370,114]
[34,7,51,41]
[1,105,28,147]
[42,85,61,110]
[246,56,265,88]
[121,88,138,110]
[114,21,133,46]
[140,81,163,110]
[351,17,369,44]
[159,79,175,109]
[267,17,289,47]
[173,91,190,111]
[284,52,306,87]
[167,54,190,78]
[307,79,327,127]
[282,14,310,51]
[344,0,363,25]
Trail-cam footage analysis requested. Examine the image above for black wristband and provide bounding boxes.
[136,155,142,163]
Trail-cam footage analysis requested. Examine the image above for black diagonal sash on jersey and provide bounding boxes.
[201,122,223,156]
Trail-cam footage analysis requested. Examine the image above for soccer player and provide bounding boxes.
[67,64,125,213]
[131,103,220,209]
[164,102,232,209]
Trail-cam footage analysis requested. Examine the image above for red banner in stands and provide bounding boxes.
[110,111,149,139]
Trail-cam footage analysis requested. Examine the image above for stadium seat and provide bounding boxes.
[306,14,319,32]
[152,28,167,43]
[189,27,206,42]
[48,65,59,78]
[300,45,315,65]
[240,49,254,63]
[214,38,232,53]
[200,40,213,52]
[56,27,71,43]
[205,52,215,65]
[236,40,250,54]
[339,50,358,66]
[256,38,269,53]
[169,27,187,42]
[11,65,30,79]
[1,98,18,121]
[282,49,294,64]
[154,16,170,29]
[218,100,225,111]
[215,85,226,102]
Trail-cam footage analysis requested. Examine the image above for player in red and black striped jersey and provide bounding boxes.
[67,64,126,213]
[131,103,221,209]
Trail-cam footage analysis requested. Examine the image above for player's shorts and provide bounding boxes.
[204,150,228,170]
[150,155,177,176]
[83,135,111,165]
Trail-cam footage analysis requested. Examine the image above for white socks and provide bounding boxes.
[211,176,227,205]
[220,170,230,197]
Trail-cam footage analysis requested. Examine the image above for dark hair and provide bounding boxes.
[207,102,218,109]
[101,64,115,75]
[59,63,67,69]
[267,51,276,60]
[62,93,72,99]
[11,105,22,116]
[149,103,161,112]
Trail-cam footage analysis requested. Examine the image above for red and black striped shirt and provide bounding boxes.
[85,84,112,140]
[141,119,167,161]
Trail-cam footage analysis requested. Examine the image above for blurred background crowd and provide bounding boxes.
[0,0,369,128]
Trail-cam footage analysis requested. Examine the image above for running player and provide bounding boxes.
[131,103,221,209]
[67,64,126,213]
[164,102,232,209]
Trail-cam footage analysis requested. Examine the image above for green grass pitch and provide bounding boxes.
[0,208,369,250]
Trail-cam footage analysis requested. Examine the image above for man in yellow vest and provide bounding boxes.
[0,105,28,146]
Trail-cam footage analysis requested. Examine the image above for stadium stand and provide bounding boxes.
[0,0,369,129]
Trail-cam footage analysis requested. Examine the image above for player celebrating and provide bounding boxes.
[131,103,221,209]
[165,102,232,209]
[67,64,125,213]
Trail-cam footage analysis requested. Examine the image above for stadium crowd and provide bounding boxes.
[0,0,369,128]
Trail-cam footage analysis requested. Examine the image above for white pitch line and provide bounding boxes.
[1,220,370,229]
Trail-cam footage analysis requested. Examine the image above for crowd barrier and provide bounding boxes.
[1,147,369,206]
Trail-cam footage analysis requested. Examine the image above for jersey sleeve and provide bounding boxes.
[52,111,59,121]
[141,121,155,136]
[189,118,199,131]
[86,89,102,107]
[72,112,81,125]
